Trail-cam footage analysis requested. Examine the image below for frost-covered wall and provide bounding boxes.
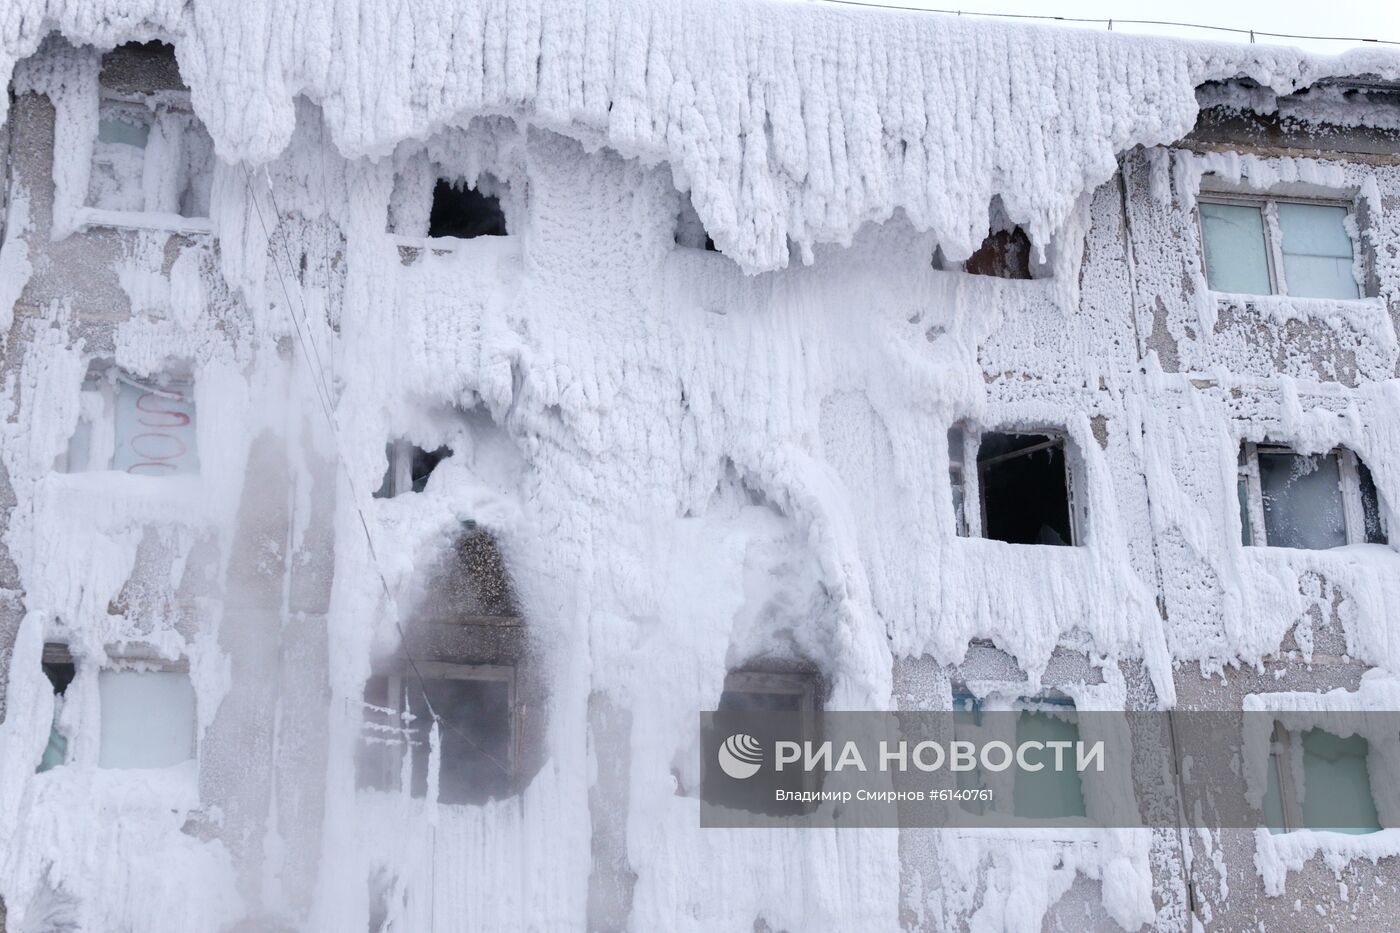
[0,3,1399,931]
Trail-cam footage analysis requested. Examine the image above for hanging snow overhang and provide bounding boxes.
[3,0,1400,273]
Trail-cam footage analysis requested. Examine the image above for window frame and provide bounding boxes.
[950,424,1084,546]
[1264,722,1381,834]
[361,662,519,804]
[720,670,820,742]
[1197,192,1361,300]
[1237,442,1384,548]
[77,89,216,233]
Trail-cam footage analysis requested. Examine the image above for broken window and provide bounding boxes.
[37,645,76,773]
[62,365,199,475]
[1199,194,1360,300]
[88,93,214,217]
[674,195,717,252]
[963,227,1032,279]
[1263,724,1380,834]
[952,427,1080,546]
[373,440,452,498]
[428,179,507,239]
[359,664,515,805]
[98,668,197,769]
[1237,442,1387,549]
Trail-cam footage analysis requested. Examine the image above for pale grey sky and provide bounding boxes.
[818,0,1400,54]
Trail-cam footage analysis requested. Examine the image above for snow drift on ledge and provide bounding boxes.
[2,0,1399,273]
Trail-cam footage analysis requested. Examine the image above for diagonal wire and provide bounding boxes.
[812,1,1400,46]
[239,163,513,783]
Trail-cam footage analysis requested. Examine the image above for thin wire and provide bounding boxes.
[813,0,1400,47]
[240,164,513,782]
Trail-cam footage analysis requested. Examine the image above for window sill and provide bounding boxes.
[74,207,214,236]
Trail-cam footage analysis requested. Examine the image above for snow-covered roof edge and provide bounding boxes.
[3,0,1399,272]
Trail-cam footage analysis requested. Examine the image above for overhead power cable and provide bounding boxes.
[814,1,1400,47]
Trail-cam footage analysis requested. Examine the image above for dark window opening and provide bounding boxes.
[674,196,718,252]
[428,180,507,239]
[964,227,1032,279]
[38,646,75,773]
[706,671,821,816]
[978,432,1073,546]
[373,442,452,498]
[359,668,515,806]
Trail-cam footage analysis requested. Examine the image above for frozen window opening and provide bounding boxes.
[1237,442,1386,549]
[88,92,215,218]
[359,664,516,806]
[61,365,199,476]
[1199,194,1361,300]
[951,426,1081,546]
[674,195,717,252]
[37,644,76,773]
[428,179,507,239]
[1263,723,1381,834]
[373,441,452,498]
[952,693,1087,821]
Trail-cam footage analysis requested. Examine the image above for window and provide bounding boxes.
[964,227,1032,280]
[373,441,452,498]
[674,196,717,252]
[62,366,198,476]
[952,693,1086,821]
[88,94,215,218]
[98,669,197,769]
[359,664,516,805]
[1237,443,1386,549]
[705,670,822,816]
[950,426,1081,546]
[1199,195,1360,300]
[37,644,76,773]
[428,179,507,239]
[1263,724,1380,834]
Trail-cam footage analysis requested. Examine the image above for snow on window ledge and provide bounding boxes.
[72,206,213,237]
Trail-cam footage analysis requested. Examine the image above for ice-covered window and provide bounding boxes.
[428,179,507,239]
[952,693,1086,821]
[1263,724,1380,834]
[62,366,198,476]
[951,427,1081,546]
[88,94,215,218]
[373,441,452,498]
[674,195,717,252]
[1237,443,1387,549]
[98,669,197,769]
[359,664,515,805]
[37,645,76,773]
[706,670,822,815]
[1199,195,1360,300]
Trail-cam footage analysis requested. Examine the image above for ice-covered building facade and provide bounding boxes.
[1,0,1400,930]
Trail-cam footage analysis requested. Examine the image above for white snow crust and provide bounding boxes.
[0,1,1398,931]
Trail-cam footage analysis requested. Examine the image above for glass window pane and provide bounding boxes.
[1263,737,1287,834]
[111,377,199,475]
[98,670,196,769]
[1238,476,1252,546]
[1276,203,1359,300]
[1300,729,1380,834]
[1200,202,1271,295]
[1012,711,1086,819]
[1258,451,1347,549]
[1357,460,1387,545]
